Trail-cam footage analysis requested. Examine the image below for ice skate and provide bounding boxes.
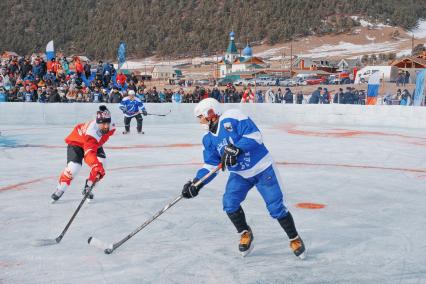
[239,229,254,257]
[51,190,64,203]
[290,236,306,259]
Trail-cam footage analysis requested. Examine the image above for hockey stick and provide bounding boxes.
[32,179,98,247]
[147,109,171,117]
[88,164,222,254]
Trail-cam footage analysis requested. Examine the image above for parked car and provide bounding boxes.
[279,79,297,87]
[328,72,351,84]
[305,76,327,85]
[354,66,399,83]
[253,77,274,86]
[217,78,234,86]
[195,79,210,85]
[234,78,252,86]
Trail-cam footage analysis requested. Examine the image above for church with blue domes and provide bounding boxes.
[218,32,267,78]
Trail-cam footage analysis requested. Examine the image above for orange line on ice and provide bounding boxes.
[0,177,56,191]
[277,125,426,140]
[1,143,201,149]
[1,161,425,192]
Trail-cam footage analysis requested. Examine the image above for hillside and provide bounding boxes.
[1,0,426,60]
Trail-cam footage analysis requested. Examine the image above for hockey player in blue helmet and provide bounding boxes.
[181,98,306,258]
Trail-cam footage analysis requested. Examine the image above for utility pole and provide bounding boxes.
[290,41,293,78]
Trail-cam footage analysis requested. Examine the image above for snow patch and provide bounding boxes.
[256,47,287,57]
[396,49,412,57]
[350,16,390,29]
[300,40,407,58]
[409,19,426,39]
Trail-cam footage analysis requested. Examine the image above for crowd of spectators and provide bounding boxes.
[0,55,418,106]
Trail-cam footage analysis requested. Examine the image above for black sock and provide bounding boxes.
[278,212,298,239]
[227,207,250,233]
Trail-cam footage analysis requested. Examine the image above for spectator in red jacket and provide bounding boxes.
[74,57,84,77]
[116,71,126,87]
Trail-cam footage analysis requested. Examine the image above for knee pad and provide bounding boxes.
[223,195,243,214]
[59,161,82,185]
[266,198,287,219]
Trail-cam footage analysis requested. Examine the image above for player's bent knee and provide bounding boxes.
[223,197,242,214]
[59,162,82,185]
[67,161,82,176]
[266,198,288,219]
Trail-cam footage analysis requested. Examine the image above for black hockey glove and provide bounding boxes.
[181,179,203,199]
[142,109,148,116]
[221,144,241,171]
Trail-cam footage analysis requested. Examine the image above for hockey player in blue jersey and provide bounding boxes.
[119,90,147,134]
[181,98,306,258]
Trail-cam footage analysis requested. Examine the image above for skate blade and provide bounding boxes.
[240,243,254,257]
[296,248,307,260]
[32,239,58,247]
[50,199,58,204]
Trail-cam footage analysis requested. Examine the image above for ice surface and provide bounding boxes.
[1,117,426,283]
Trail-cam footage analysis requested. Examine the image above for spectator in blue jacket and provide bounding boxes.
[211,87,221,101]
[136,88,146,102]
[342,87,354,104]
[172,90,182,103]
[309,87,321,104]
[159,90,166,103]
[0,87,7,102]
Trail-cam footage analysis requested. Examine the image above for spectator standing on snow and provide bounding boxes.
[0,87,7,102]
[333,88,343,104]
[84,61,91,78]
[172,89,182,103]
[109,87,122,103]
[309,87,321,104]
[405,71,410,84]
[283,88,293,104]
[241,88,254,103]
[296,91,303,104]
[275,88,283,103]
[255,90,264,103]
[265,88,275,103]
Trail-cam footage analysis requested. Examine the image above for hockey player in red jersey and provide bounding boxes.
[51,105,116,202]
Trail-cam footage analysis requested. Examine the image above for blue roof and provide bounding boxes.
[242,44,253,57]
[226,40,238,54]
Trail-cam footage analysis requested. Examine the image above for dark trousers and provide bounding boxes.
[124,114,143,132]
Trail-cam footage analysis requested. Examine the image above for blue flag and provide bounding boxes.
[413,69,425,106]
[46,40,55,61]
[118,42,126,70]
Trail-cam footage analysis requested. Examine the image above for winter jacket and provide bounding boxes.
[309,90,320,104]
[283,90,293,104]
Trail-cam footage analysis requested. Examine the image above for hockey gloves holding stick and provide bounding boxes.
[142,109,148,116]
[221,144,241,171]
[89,163,105,183]
[181,178,203,199]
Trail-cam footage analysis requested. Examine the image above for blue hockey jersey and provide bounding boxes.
[195,109,272,183]
[119,97,146,117]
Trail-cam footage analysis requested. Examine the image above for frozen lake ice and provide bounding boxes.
[1,116,426,283]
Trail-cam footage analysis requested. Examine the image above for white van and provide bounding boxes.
[355,66,399,84]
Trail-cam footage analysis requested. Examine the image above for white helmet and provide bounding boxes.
[128,90,135,96]
[194,98,221,118]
